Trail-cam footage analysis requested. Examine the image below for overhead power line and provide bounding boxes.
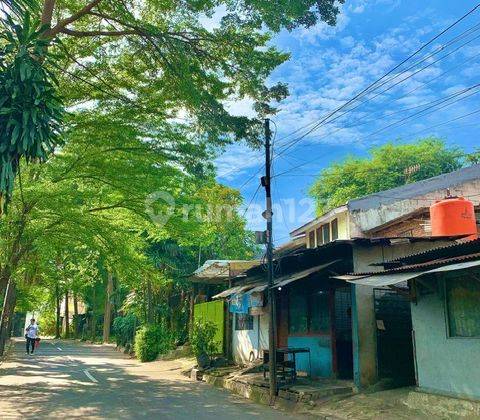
[272,3,480,156]
[272,105,480,179]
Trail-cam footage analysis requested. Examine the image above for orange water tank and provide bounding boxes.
[430,197,478,240]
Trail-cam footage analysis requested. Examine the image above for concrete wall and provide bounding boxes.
[287,336,332,377]
[349,179,480,234]
[411,276,480,400]
[232,313,268,364]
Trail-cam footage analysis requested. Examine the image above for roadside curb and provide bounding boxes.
[190,367,348,416]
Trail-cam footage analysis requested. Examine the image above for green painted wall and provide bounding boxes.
[194,300,224,353]
[411,275,480,400]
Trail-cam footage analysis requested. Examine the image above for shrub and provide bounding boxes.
[134,324,175,362]
[190,321,218,360]
[113,313,137,347]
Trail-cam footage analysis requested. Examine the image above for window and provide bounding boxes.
[235,313,254,330]
[308,231,315,248]
[289,286,330,335]
[322,224,330,244]
[310,291,331,333]
[316,224,330,246]
[331,219,339,241]
[446,275,480,338]
[289,289,308,333]
[316,227,322,246]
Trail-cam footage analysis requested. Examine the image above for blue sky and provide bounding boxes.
[215,0,480,245]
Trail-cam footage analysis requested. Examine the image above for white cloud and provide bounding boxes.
[215,144,262,181]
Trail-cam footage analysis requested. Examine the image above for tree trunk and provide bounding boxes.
[55,282,61,339]
[64,289,69,338]
[90,287,96,340]
[146,279,153,324]
[73,292,79,338]
[0,279,17,355]
[102,272,113,342]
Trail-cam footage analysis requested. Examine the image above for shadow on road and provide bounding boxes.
[0,339,294,419]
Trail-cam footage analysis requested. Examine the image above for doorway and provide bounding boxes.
[334,286,353,379]
[374,288,415,385]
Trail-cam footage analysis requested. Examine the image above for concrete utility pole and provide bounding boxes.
[262,118,277,402]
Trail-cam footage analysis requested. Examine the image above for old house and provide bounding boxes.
[214,237,458,387]
[211,165,480,390]
[189,260,260,356]
[291,164,480,247]
[340,239,480,400]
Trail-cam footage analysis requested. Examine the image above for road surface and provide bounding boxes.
[0,339,306,419]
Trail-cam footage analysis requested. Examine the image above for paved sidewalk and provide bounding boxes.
[0,339,307,419]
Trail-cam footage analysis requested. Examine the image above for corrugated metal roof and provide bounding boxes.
[190,260,261,283]
[341,252,480,277]
[337,260,480,287]
[212,283,263,299]
[273,260,341,289]
[373,237,480,268]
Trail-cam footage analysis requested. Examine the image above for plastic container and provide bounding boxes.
[430,197,478,240]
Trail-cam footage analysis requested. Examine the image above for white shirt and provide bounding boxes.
[26,324,38,339]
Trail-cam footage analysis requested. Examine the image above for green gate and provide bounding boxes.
[194,300,224,353]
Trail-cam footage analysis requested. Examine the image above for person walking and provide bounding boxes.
[25,318,39,355]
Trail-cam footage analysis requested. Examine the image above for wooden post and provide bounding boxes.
[103,272,114,342]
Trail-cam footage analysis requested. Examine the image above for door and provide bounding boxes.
[374,288,415,385]
[334,286,353,379]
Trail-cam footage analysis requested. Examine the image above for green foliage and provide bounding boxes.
[0,12,63,208]
[112,313,137,347]
[0,0,343,349]
[190,320,218,359]
[309,138,465,214]
[134,324,175,362]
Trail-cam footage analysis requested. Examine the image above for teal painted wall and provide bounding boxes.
[287,336,332,377]
[411,277,480,400]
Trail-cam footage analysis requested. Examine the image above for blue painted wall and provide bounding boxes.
[411,278,480,400]
[287,335,332,377]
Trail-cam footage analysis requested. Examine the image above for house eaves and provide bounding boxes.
[289,205,348,237]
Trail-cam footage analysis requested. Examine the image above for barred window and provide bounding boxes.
[446,275,480,338]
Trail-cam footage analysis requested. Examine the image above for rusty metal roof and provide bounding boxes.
[344,252,480,277]
[372,237,480,268]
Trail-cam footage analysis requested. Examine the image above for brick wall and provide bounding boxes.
[369,209,480,238]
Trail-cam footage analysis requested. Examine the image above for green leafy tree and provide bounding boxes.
[309,138,465,215]
[0,0,344,209]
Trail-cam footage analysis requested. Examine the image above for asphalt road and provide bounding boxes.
[0,339,306,419]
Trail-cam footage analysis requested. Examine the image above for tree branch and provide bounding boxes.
[41,0,56,27]
[49,0,103,37]
[59,27,138,37]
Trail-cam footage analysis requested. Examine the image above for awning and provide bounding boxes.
[271,260,341,289]
[212,283,262,299]
[244,283,268,294]
[213,260,342,298]
[337,259,480,287]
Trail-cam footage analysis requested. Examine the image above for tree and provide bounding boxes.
[309,138,465,215]
[0,0,346,351]
[0,0,344,209]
